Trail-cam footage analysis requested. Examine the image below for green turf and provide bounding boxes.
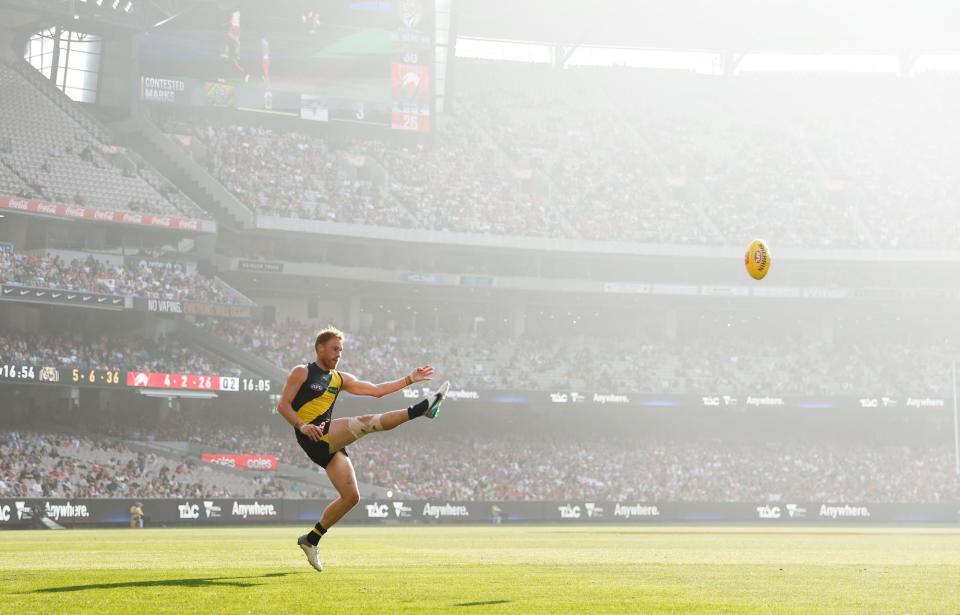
[1,525,959,614]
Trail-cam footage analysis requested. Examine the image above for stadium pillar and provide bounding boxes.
[48,27,62,89]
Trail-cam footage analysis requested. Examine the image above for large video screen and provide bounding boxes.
[139,0,434,132]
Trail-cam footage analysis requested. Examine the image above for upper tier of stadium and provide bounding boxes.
[0,42,959,251]
[147,62,960,250]
[0,60,206,219]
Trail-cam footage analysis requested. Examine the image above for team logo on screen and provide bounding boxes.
[399,70,423,100]
[132,372,150,387]
[399,0,422,29]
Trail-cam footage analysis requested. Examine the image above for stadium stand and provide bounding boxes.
[155,64,960,249]
[0,247,252,304]
[0,431,306,499]
[0,332,243,376]
[192,317,958,396]
[5,425,954,504]
[350,434,960,503]
[0,61,207,219]
[2,28,959,513]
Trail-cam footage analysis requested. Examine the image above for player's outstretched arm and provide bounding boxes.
[340,365,433,398]
[277,365,322,442]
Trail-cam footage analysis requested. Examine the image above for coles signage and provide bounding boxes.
[201,454,277,471]
[0,196,215,233]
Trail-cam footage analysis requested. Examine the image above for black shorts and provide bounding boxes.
[295,423,347,469]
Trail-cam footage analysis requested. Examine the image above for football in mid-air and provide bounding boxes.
[745,239,770,280]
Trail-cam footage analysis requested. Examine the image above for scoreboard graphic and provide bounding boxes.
[0,364,274,394]
[391,63,431,132]
[139,0,434,132]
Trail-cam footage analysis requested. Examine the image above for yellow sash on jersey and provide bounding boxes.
[296,370,342,438]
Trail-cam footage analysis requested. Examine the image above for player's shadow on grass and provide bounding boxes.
[454,600,512,607]
[25,572,301,594]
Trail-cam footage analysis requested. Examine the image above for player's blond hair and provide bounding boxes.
[315,326,345,352]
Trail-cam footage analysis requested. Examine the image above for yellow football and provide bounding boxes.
[745,239,770,280]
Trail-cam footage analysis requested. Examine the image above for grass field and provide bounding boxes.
[2,525,959,614]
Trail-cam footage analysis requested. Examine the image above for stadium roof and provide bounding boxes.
[457,0,960,53]
[0,0,144,36]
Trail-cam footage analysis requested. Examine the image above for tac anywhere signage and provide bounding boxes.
[0,500,957,527]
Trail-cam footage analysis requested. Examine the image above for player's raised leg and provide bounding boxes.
[326,381,449,453]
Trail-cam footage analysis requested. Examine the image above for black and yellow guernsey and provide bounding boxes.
[292,363,342,441]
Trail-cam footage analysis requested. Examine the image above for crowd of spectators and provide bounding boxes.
[2,309,950,398]
[0,432,251,499]
[6,58,958,249]
[196,317,959,397]
[165,418,960,504]
[174,388,959,504]
[162,63,960,250]
[197,124,412,226]
[195,318,434,382]
[180,118,568,238]
[29,421,952,504]
[4,393,955,503]
[0,332,241,376]
[351,434,960,503]
[0,247,250,304]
